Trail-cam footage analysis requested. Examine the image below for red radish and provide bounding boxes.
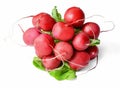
[86,46,99,60]
[42,55,61,70]
[32,12,56,31]
[52,22,74,41]
[34,34,55,58]
[69,51,90,71]
[64,6,85,27]
[54,41,73,61]
[23,27,40,45]
[82,22,100,39]
[72,32,90,51]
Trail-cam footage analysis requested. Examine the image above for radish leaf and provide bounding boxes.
[48,62,76,80]
[52,6,63,22]
[33,57,45,71]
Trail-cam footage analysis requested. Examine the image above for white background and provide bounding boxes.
[0,0,120,88]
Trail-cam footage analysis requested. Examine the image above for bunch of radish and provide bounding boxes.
[21,6,101,80]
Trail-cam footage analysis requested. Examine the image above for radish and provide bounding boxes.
[42,55,61,70]
[86,46,99,60]
[52,22,74,41]
[64,6,85,27]
[72,32,90,51]
[23,27,40,45]
[34,34,55,58]
[21,6,103,80]
[69,51,90,71]
[82,22,100,39]
[32,12,56,31]
[54,41,73,61]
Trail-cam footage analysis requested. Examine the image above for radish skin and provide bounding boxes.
[69,51,90,71]
[54,41,73,61]
[23,27,40,45]
[34,34,55,58]
[32,13,56,31]
[72,32,90,51]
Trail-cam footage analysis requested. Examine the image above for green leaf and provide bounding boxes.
[33,57,76,80]
[90,39,100,46]
[74,28,82,34]
[52,6,63,22]
[33,57,45,71]
[48,62,76,80]
[54,39,60,43]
